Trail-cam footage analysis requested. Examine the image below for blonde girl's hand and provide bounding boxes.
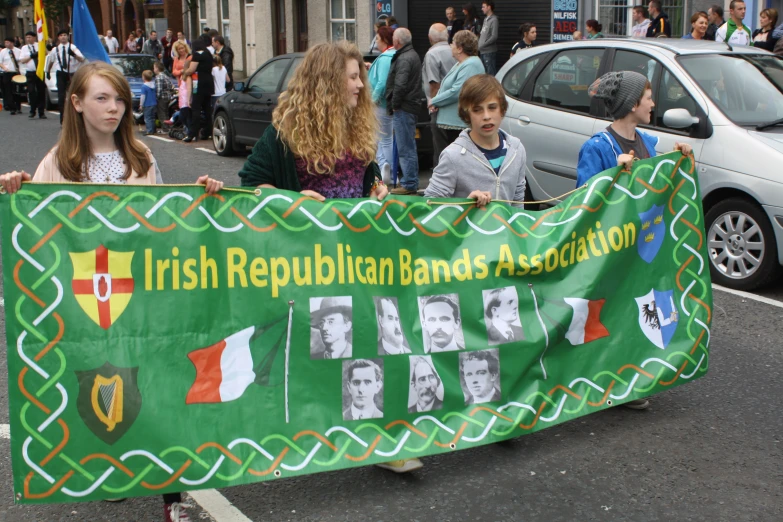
[617,149,635,170]
[300,189,326,202]
[674,142,693,156]
[371,182,389,200]
[468,190,492,208]
[196,175,224,194]
[0,171,32,194]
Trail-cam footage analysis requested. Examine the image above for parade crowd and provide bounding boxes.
[0,1,777,520]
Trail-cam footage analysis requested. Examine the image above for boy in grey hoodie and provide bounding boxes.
[425,74,526,207]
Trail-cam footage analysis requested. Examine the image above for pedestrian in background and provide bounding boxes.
[368,26,396,184]
[478,1,498,75]
[429,30,484,143]
[135,29,146,53]
[105,30,119,53]
[386,27,422,195]
[586,20,605,39]
[182,35,214,143]
[445,6,464,43]
[123,32,137,53]
[153,61,173,128]
[19,31,47,119]
[752,9,779,51]
[683,12,709,39]
[212,54,229,111]
[511,23,537,55]
[139,69,157,135]
[422,23,457,167]
[706,5,725,40]
[161,29,174,71]
[176,62,193,136]
[462,3,481,36]
[0,37,22,115]
[369,21,385,54]
[646,1,672,37]
[172,41,191,81]
[631,6,651,38]
[716,0,750,45]
[213,36,234,91]
[142,31,163,59]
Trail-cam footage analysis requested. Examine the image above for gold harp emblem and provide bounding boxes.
[91,375,124,432]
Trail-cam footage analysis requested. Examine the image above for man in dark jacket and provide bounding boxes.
[646,0,672,37]
[213,35,234,90]
[385,28,422,195]
[705,4,725,41]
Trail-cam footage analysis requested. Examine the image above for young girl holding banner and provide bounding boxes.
[0,61,222,522]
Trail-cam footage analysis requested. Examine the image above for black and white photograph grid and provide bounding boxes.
[374,296,412,356]
[342,359,384,421]
[407,355,445,413]
[459,349,501,405]
[417,293,465,353]
[482,286,525,345]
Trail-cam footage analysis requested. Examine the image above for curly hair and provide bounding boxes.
[272,41,377,174]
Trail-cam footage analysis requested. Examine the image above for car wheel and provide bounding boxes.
[212,112,235,156]
[705,198,780,290]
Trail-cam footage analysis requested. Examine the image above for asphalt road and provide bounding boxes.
[0,110,781,521]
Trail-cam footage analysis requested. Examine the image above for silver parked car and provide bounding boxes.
[497,39,783,290]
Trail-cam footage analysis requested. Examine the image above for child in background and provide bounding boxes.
[139,70,157,135]
[153,61,173,131]
[177,60,192,138]
[212,54,229,110]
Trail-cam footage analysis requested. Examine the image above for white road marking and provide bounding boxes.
[147,135,175,143]
[0,297,4,308]
[712,284,783,309]
[0,424,9,439]
[188,488,252,522]
[196,147,217,155]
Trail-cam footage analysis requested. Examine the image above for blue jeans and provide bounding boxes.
[392,110,418,190]
[375,106,394,174]
[480,52,497,76]
[143,106,157,134]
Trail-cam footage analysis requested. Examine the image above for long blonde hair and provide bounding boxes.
[272,41,377,174]
[57,62,151,181]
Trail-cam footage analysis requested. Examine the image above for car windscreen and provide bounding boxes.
[679,53,783,126]
[110,56,157,78]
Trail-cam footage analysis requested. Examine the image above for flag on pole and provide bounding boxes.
[72,0,111,63]
[34,0,48,80]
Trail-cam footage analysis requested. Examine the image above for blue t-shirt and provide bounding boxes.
[141,83,157,107]
[473,134,508,175]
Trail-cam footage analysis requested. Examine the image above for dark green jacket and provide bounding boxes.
[238,125,381,196]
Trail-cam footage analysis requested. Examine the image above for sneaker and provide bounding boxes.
[623,398,650,410]
[375,458,424,473]
[164,502,191,522]
[182,136,197,143]
[39,113,47,119]
[164,119,174,126]
[29,113,35,119]
[390,186,417,195]
[10,111,17,115]
[381,163,392,186]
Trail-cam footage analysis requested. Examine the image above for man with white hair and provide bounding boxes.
[423,23,457,166]
[105,30,119,54]
[385,27,422,195]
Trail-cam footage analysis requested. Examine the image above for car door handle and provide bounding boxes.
[517,116,531,125]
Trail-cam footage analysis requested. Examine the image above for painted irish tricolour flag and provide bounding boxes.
[186,314,290,405]
[563,298,610,345]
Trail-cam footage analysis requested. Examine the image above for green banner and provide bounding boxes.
[1,153,711,504]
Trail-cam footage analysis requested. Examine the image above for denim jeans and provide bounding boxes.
[143,106,157,134]
[375,106,394,174]
[480,52,497,76]
[392,110,419,191]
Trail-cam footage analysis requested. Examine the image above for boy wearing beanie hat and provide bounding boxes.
[576,70,692,187]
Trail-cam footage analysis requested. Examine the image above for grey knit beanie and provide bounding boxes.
[588,71,648,120]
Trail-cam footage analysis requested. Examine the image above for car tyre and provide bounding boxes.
[212,112,235,157]
[705,197,780,290]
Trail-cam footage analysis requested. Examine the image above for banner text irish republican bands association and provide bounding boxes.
[144,220,639,297]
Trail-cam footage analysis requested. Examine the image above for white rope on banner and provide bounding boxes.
[284,301,294,424]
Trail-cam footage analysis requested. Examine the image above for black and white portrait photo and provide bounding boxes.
[375,296,412,356]
[310,297,353,360]
[408,356,444,413]
[459,349,501,405]
[342,359,384,421]
[418,294,465,353]
[483,286,525,345]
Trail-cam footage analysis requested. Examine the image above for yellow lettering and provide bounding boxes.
[400,249,412,285]
[516,254,530,276]
[145,249,152,291]
[316,245,335,285]
[200,246,218,289]
[270,257,290,298]
[576,238,589,262]
[474,255,489,279]
[378,257,391,285]
[453,249,473,282]
[227,248,248,288]
[623,222,636,247]
[293,256,312,286]
[608,226,624,251]
[545,248,559,272]
[156,259,170,290]
[560,243,570,268]
[250,258,268,287]
[431,259,451,283]
[365,257,379,285]
[183,259,198,290]
[414,258,431,285]
[355,257,367,284]
[171,247,180,290]
[530,254,544,275]
[495,244,515,277]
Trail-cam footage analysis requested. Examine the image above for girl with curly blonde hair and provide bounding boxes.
[238,41,388,200]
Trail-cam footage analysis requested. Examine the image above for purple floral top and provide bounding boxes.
[296,153,366,199]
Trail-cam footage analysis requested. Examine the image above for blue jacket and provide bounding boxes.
[576,129,659,187]
[368,48,396,108]
[430,56,485,129]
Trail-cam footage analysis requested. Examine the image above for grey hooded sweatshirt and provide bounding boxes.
[424,129,526,206]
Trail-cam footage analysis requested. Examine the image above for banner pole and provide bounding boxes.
[285,301,294,423]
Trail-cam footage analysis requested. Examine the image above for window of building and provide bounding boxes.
[199,0,208,33]
[596,0,683,37]
[330,0,356,42]
[221,0,230,44]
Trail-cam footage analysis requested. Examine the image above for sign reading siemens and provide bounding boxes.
[553,0,579,41]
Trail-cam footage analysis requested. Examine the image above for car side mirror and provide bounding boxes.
[663,108,699,129]
[234,81,245,92]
